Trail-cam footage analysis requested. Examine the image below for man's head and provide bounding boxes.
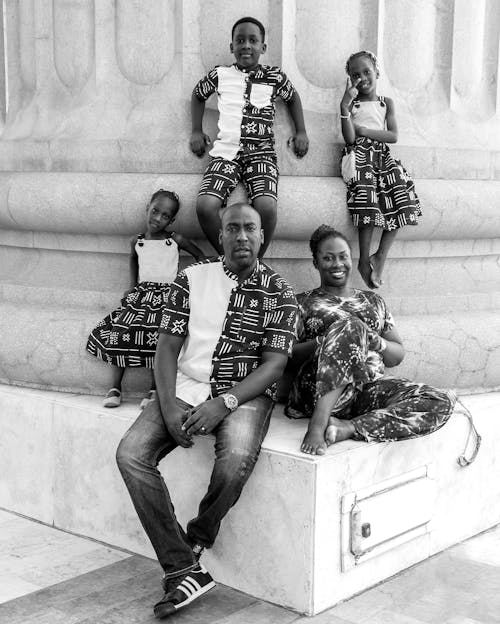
[219,203,264,276]
[230,17,266,71]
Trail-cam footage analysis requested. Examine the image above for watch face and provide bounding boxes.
[224,394,238,411]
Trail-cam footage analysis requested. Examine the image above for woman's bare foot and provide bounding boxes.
[301,425,327,455]
[358,258,378,289]
[369,253,383,287]
[325,417,355,445]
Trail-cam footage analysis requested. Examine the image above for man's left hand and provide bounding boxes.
[182,397,229,436]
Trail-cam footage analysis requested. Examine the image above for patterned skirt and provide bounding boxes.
[86,282,170,368]
[344,137,422,230]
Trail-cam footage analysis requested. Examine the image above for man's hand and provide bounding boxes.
[164,403,193,448]
[182,397,228,436]
[190,131,211,157]
[289,131,309,158]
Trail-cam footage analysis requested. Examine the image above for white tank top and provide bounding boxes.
[351,97,387,131]
[136,235,179,284]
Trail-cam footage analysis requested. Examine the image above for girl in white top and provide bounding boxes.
[86,190,205,408]
[340,50,421,289]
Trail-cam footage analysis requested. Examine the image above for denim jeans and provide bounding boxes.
[116,394,273,579]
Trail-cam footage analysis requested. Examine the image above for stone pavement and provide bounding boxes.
[0,509,499,624]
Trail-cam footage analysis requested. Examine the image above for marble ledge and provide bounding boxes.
[0,140,498,180]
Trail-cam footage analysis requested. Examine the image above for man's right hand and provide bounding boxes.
[164,404,193,448]
[190,131,211,157]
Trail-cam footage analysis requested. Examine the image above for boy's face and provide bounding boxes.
[230,22,266,71]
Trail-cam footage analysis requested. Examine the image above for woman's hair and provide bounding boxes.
[345,50,380,76]
[149,189,180,216]
[309,225,351,259]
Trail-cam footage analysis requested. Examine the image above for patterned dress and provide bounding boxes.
[286,288,455,442]
[86,234,179,368]
[343,96,422,231]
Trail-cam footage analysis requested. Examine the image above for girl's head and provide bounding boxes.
[345,50,379,98]
[146,189,180,235]
[310,225,352,288]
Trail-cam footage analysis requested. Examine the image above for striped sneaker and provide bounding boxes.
[154,564,216,618]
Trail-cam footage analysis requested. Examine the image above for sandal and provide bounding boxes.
[103,388,121,408]
[139,389,157,410]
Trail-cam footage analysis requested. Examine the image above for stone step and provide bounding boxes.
[0,383,497,615]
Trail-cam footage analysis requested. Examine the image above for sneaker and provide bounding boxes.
[161,545,205,592]
[154,564,215,619]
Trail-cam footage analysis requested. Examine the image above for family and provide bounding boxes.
[86,17,455,619]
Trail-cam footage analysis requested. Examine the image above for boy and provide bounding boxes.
[191,16,309,256]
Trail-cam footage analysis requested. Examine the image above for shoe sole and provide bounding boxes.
[154,580,216,618]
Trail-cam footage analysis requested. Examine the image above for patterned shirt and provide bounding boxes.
[159,257,298,405]
[194,64,296,161]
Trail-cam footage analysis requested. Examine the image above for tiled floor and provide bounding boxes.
[0,509,499,623]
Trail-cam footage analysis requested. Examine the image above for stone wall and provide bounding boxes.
[0,0,499,394]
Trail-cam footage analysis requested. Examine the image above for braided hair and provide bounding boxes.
[149,189,180,216]
[345,50,380,77]
[309,225,351,260]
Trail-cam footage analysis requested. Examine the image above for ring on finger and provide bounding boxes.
[200,426,206,433]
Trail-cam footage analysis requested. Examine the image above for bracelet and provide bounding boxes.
[340,112,351,119]
[378,337,388,353]
[315,336,322,347]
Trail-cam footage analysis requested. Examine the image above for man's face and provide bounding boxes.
[220,204,264,274]
[230,22,266,71]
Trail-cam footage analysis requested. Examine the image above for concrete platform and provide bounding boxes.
[0,383,498,615]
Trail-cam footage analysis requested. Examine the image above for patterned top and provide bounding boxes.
[194,64,296,161]
[159,257,298,405]
[136,234,179,284]
[297,287,394,379]
[351,96,387,131]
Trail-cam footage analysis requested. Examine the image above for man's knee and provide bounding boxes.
[116,434,135,475]
[218,447,259,484]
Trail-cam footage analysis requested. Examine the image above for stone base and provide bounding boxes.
[0,383,498,615]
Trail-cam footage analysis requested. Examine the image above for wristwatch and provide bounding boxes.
[221,393,239,413]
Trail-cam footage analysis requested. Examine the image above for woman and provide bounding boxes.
[286,225,455,455]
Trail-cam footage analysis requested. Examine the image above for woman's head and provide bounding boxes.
[310,225,352,289]
[146,189,180,235]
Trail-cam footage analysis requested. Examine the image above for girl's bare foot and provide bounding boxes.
[358,258,378,289]
[301,425,327,455]
[325,417,355,445]
[369,253,383,287]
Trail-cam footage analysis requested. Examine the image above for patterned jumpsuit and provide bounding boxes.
[286,288,455,442]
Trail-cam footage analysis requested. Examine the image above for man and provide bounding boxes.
[116,203,298,619]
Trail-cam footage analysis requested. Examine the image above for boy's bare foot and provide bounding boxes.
[301,425,327,455]
[369,253,383,287]
[358,259,378,289]
[325,417,356,445]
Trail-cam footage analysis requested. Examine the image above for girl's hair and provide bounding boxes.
[149,189,180,216]
[345,50,380,76]
[309,225,351,259]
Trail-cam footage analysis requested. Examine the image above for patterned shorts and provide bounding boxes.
[198,152,278,204]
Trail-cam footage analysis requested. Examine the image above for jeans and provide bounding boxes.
[116,395,273,579]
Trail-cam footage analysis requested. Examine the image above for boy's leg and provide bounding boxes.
[196,157,242,253]
[244,154,278,257]
[186,395,273,548]
[349,378,456,442]
[116,397,198,579]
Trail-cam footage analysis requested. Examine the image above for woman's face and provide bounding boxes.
[314,236,352,288]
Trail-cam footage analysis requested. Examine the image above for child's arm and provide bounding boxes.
[355,97,398,144]
[123,236,139,298]
[340,77,360,145]
[172,232,206,262]
[285,91,309,158]
[190,92,212,157]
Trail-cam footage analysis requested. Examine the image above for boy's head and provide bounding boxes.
[230,17,266,71]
